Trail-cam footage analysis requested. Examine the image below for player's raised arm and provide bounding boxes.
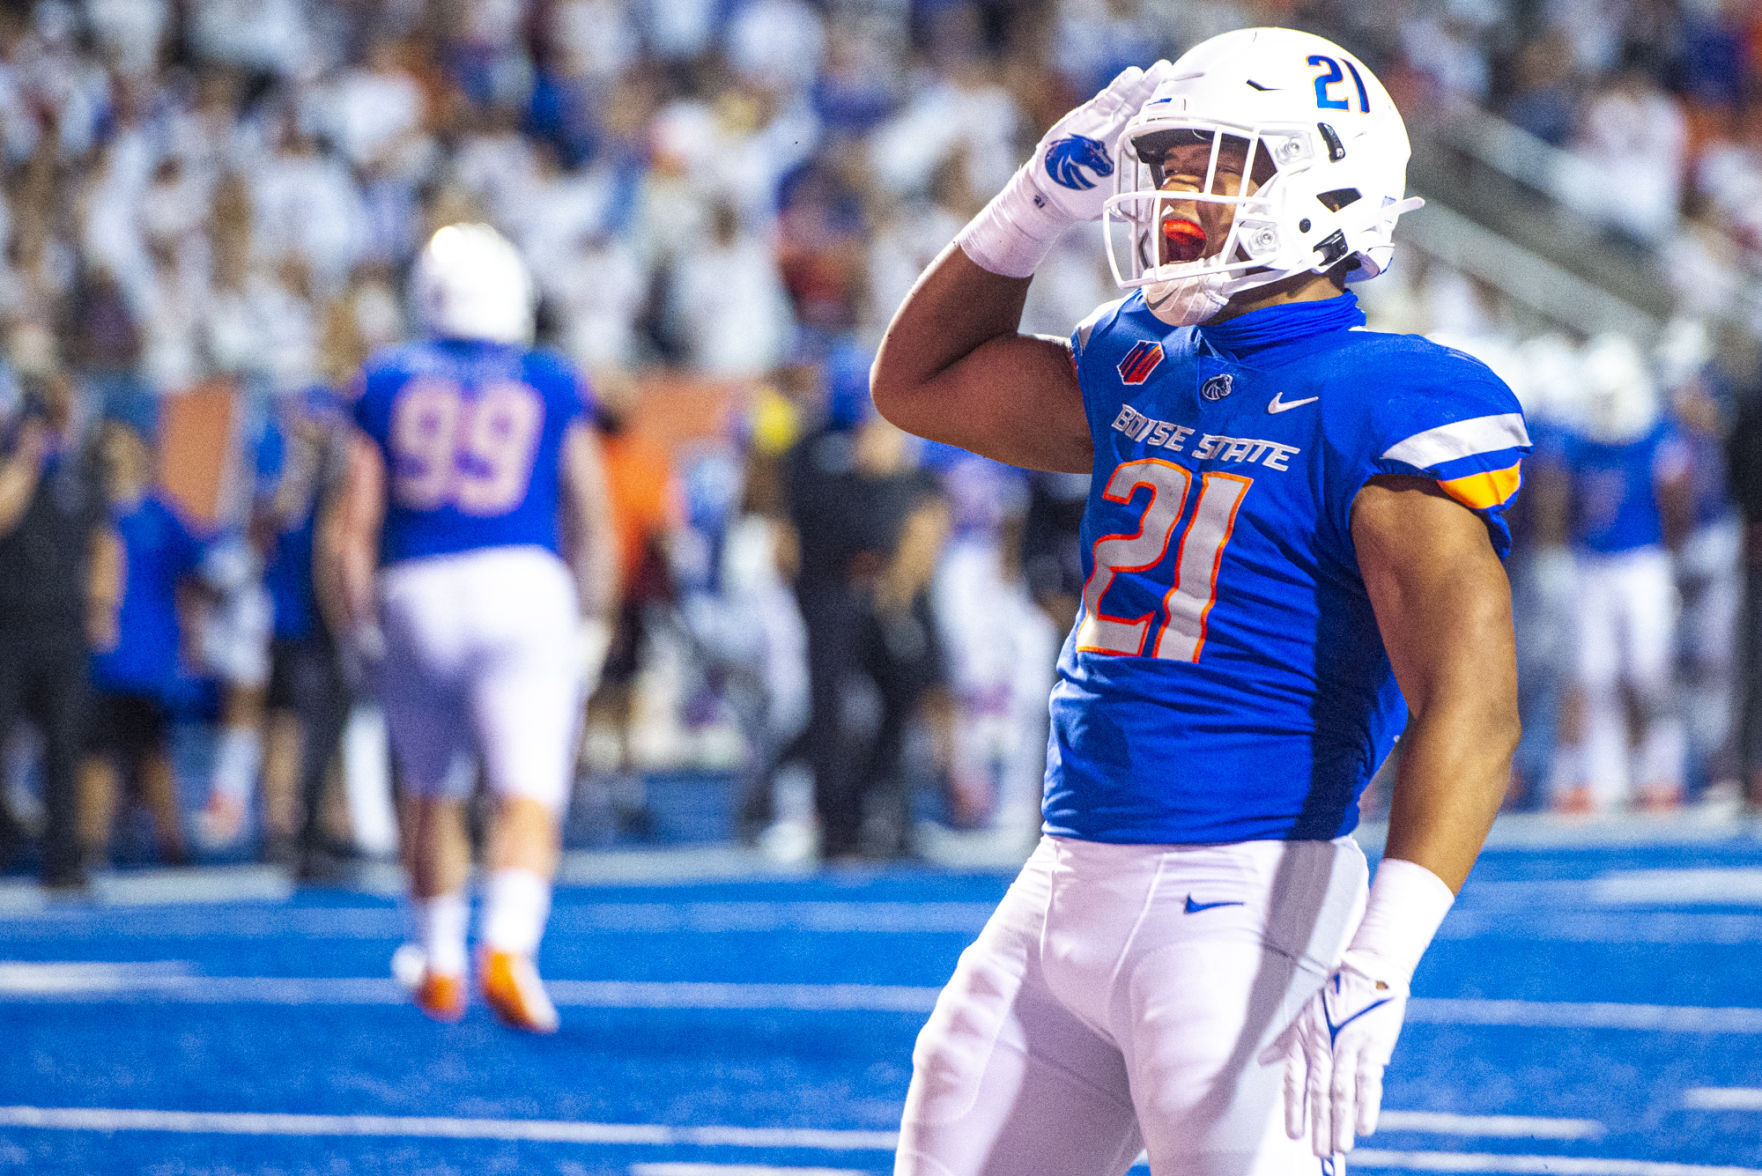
[0,418,48,538]
[871,64,1167,475]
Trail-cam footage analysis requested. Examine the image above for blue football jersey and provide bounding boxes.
[1044,291,1529,845]
[92,494,206,698]
[352,339,591,566]
[1561,422,1689,554]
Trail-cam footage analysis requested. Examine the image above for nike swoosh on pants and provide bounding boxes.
[1184,895,1246,914]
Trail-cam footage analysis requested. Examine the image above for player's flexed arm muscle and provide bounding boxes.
[871,66,1169,474]
[1270,476,1521,1158]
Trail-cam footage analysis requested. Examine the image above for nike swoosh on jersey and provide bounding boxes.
[1183,895,1246,914]
[1266,392,1320,414]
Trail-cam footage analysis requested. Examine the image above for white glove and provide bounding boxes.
[577,615,613,700]
[1268,857,1456,1158]
[957,60,1169,278]
[1272,950,1408,1158]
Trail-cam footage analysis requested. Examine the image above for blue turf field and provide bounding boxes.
[2,833,1761,1175]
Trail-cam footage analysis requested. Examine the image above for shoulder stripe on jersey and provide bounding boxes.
[1438,461,1522,511]
[1381,412,1530,468]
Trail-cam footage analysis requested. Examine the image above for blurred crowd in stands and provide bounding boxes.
[2,0,1762,887]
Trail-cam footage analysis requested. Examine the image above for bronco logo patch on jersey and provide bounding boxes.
[1117,341,1165,385]
[1201,373,1234,401]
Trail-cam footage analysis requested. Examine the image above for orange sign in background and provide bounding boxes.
[156,379,241,532]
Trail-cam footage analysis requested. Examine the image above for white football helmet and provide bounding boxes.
[1102,27,1423,326]
[411,222,536,345]
[1577,332,1659,445]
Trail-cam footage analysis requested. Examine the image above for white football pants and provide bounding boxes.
[376,546,582,812]
[897,834,1368,1176]
[1559,546,1683,807]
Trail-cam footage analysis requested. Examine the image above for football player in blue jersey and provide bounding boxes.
[321,224,618,1032]
[1542,334,1692,814]
[871,28,1528,1175]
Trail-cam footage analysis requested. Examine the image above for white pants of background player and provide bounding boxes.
[1555,546,1684,809]
[376,547,582,811]
[897,834,1366,1176]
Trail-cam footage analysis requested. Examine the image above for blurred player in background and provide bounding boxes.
[194,534,274,860]
[0,369,106,888]
[785,356,951,861]
[579,372,682,838]
[873,28,1525,1174]
[321,223,617,1033]
[80,410,200,868]
[255,390,355,879]
[1540,334,1693,813]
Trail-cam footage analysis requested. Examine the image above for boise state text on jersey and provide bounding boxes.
[352,339,592,566]
[1045,291,1529,844]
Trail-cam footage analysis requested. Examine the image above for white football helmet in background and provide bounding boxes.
[1578,332,1660,445]
[1103,27,1423,326]
[412,222,536,346]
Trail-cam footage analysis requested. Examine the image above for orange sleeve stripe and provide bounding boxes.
[1437,461,1522,511]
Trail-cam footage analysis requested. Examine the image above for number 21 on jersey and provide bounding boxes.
[1077,458,1249,662]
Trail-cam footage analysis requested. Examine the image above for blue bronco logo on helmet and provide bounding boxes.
[1044,134,1113,190]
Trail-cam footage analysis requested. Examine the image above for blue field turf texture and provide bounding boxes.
[1,834,1760,1175]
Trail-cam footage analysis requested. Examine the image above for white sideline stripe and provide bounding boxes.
[0,1107,899,1151]
[547,981,939,1013]
[1438,911,1762,946]
[0,901,1000,938]
[0,974,942,1012]
[2,973,1761,1032]
[1683,1088,1762,1111]
[1408,998,1762,1034]
[16,890,1762,942]
[630,1168,866,1176]
[1352,1149,1762,1176]
[1380,412,1530,467]
[0,1107,1739,1176]
[1592,870,1762,906]
[0,961,192,994]
[1375,1112,1603,1140]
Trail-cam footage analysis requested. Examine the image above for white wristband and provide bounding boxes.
[1345,857,1456,984]
[955,167,1078,279]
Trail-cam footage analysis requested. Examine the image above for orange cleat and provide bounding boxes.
[478,948,559,1034]
[393,943,466,1023]
[412,970,467,1023]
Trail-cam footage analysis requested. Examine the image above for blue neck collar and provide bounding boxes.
[1196,291,1365,361]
